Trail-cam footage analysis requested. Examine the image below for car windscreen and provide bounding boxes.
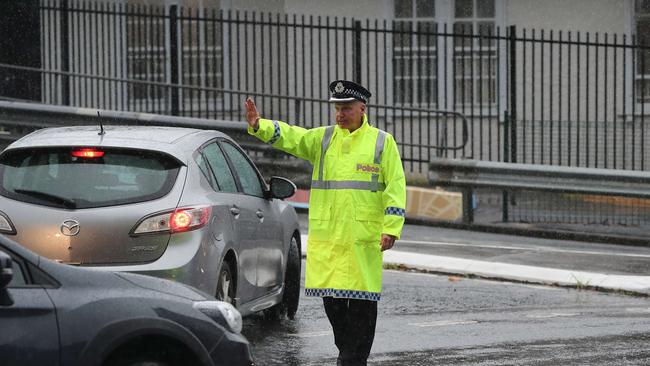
[0,147,182,209]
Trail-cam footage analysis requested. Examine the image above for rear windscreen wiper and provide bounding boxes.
[13,189,77,209]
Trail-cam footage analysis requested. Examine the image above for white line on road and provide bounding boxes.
[395,239,650,259]
[625,307,650,314]
[303,235,650,259]
[386,269,560,290]
[526,313,578,319]
[408,320,479,327]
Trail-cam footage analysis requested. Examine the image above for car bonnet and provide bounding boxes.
[114,272,211,301]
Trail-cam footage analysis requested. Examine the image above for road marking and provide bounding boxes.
[395,239,650,259]
[625,307,650,314]
[526,313,578,319]
[304,234,650,259]
[287,331,331,338]
[409,320,478,327]
[386,269,560,290]
[516,284,561,291]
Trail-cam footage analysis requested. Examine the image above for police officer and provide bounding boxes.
[244,80,406,366]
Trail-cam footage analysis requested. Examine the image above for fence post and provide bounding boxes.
[353,20,362,83]
[462,188,474,224]
[508,25,517,163]
[503,26,518,223]
[502,110,510,222]
[60,0,70,105]
[169,5,180,116]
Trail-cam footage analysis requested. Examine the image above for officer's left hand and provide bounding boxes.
[380,234,396,251]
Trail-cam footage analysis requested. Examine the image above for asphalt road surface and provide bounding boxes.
[242,261,650,366]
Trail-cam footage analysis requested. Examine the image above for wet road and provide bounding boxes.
[242,261,650,365]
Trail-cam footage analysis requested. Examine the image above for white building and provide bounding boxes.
[3,0,649,169]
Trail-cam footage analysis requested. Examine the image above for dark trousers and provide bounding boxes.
[323,297,378,366]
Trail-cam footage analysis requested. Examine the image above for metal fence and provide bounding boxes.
[1,0,650,174]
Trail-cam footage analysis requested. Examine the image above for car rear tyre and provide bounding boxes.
[216,261,236,305]
[264,235,300,320]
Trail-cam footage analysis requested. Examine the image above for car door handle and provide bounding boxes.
[256,210,264,219]
[230,207,240,216]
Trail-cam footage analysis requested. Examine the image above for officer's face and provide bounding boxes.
[334,101,365,132]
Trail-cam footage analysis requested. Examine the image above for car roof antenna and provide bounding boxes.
[97,110,105,136]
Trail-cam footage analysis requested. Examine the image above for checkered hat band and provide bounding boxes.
[337,88,366,100]
[385,207,405,217]
[305,288,381,301]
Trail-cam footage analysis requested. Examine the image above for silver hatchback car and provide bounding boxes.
[0,125,301,319]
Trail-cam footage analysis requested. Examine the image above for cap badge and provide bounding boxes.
[334,82,345,93]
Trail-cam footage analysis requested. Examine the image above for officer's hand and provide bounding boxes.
[380,234,396,251]
[245,97,260,130]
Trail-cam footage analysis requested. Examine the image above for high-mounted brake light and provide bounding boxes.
[132,206,212,235]
[71,148,105,158]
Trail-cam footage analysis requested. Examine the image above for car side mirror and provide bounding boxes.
[269,176,296,200]
[0,250,12,290]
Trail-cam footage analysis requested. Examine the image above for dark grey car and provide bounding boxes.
[0,233,254,366]
[0,125,301,319]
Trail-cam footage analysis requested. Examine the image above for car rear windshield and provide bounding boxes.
[0,147,182,209]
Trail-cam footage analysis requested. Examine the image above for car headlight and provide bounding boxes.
[193,301,243,333]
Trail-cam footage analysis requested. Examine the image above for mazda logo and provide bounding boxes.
[61,220,80,236]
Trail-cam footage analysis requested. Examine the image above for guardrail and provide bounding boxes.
[428,157,650,225]
[0,100,313,186]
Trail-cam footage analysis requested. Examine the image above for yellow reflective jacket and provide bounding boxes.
[248,114,406,301]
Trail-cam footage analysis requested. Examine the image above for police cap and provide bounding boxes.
[328,80,371,104]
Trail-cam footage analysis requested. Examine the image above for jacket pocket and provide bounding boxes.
[308,204,331,242]
[354,205,382,243]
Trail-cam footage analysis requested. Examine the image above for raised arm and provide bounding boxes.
[245,97,261,130]
[244,97,322,164]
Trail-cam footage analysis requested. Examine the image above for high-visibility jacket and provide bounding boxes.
[248,114,406,301]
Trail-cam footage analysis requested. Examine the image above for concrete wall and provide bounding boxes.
[506,0,630,33]
[222,0,284,13]
[283,0,392,19]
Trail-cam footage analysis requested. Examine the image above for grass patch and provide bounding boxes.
[571,274,592,290]
[383,262,409,271]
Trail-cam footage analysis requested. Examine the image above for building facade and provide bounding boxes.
[1,0,649,171]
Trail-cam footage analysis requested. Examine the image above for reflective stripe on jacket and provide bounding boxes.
[248,114,406,301]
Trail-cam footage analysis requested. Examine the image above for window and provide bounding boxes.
[126,1,168,106]
[7,254,26,287]
[393,0,498,108]
[220,142,264,198]
[0,148,180,209]
[453,0,497,107]
[394,0,438,106]
[179,3,224,111]
[201,142,238,193]
[194,151,216,187]
[126,0,223,112]
[636,0,650,103]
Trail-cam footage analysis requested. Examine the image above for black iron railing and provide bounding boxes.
[1,0,650,174]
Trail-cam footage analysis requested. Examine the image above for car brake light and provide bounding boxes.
[0,211,16,234]
[71,148,105,158]
[132,206,211,235]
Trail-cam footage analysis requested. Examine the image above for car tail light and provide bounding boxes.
[132,206,212,235]
[0,211,16,235]
[71,148,105,158]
